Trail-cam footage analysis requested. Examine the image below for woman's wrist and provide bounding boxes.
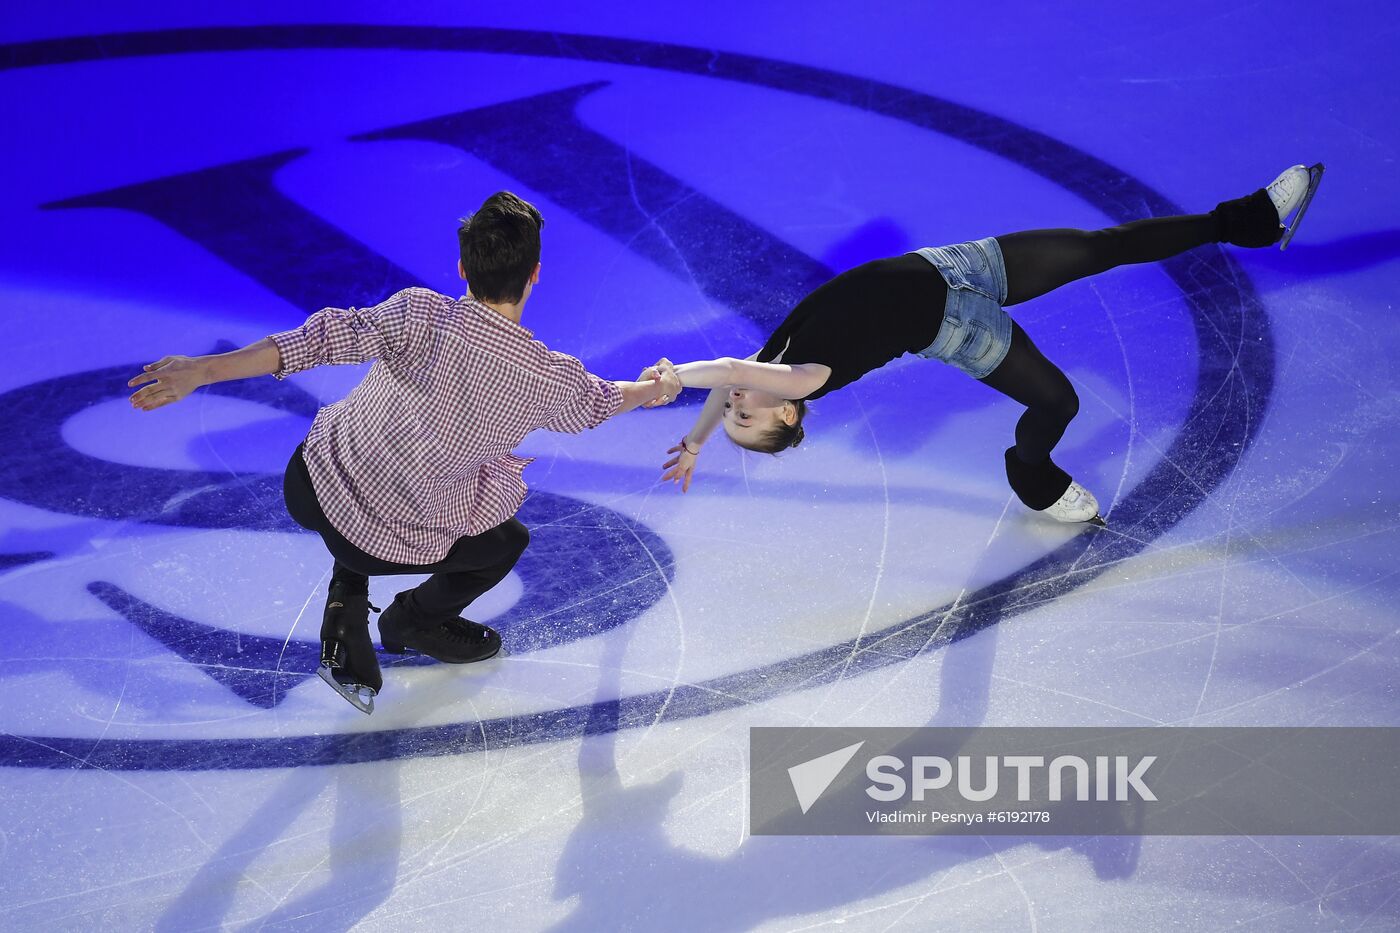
[680,436,700,456]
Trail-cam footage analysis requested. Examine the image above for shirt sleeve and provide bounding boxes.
[539,351,624,434]
[267,288,429,379]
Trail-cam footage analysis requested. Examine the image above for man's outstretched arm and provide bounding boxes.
[128,339,282,412]
[539,353,680,433]
[128,288,428,412]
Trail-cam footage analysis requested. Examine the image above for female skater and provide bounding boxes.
[657,165,1322,524]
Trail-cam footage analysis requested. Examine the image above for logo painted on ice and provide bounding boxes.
[0,25,1274,770]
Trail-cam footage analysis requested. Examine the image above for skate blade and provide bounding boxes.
[1086,514,1108,528]
[1279,162,1324,251]
[317,664,376,715]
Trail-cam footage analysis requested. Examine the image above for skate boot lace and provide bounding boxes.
[1267,168,1305,216]
[440,617,490,645]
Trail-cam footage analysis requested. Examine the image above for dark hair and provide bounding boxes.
[458,191,544,304]
[731,399,808,454]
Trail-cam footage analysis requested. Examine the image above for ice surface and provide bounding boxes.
[2,2,1398,930]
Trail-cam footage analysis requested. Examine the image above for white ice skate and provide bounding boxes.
[1266,163,1324,250]
[1042,480,1107,527]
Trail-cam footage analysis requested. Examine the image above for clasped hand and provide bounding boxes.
[639,358,682,408]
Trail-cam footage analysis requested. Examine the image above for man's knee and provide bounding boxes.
[501,520,530,560]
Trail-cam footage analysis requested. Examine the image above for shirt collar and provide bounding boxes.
[460,294,534,340]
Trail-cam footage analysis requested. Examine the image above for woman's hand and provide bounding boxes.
[127,355,209,411]
[662,437,700,492]
[640,358,682,408]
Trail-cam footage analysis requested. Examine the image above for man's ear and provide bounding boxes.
[457,259,467,280]
[530,262,541,285]
[782,402,798,426]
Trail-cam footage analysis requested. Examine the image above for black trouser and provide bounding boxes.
[980,213,1221,469]
[282,443,529,623]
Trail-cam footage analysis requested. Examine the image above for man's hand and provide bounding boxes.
[635,364,662,407]
[640,358,683,408]
[127,355,208,411]
[662,437,700,492]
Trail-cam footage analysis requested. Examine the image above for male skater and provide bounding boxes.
[127,191,681,713]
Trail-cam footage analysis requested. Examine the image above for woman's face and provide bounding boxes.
[721,387,792,443]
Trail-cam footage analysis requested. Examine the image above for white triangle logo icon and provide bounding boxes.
[787,741,865,814]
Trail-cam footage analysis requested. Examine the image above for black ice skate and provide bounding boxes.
[318,582,383,715]
[379,591,503,664]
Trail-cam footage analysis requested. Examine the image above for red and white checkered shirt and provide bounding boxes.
[269,288,622,565]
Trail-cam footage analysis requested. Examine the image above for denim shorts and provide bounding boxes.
[912,237,1013,379]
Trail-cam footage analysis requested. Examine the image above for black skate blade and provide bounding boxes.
[318,664,376,715]
[1086,514,1108,528]
[1279,163,1324,251]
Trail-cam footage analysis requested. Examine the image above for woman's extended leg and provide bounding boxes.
[995,213,1220,307]
[996,163,1318,306]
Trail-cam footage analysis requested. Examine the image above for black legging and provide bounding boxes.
[283,444,530,622]
[981,213,1220,466]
